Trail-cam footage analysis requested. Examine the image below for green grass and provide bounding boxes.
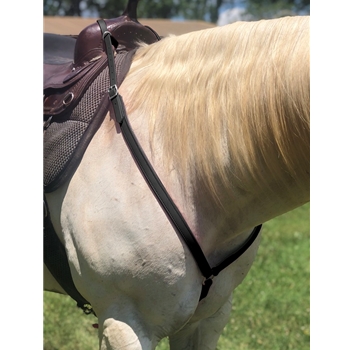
[44,203,309,349]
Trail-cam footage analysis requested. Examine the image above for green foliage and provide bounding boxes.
[136,0,180,19]
[84,0,126,18]
[44,203,309,349]
[44,292,99,349]
[243,0,310,19]
[217,203,310,349]
[44,0,84,16]
[247,0,310,13]
[43,0,309,22]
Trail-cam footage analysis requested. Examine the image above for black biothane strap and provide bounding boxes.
[44,199,94,315]
[97,19,262,300]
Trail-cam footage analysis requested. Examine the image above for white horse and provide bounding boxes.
[44,15,309,350]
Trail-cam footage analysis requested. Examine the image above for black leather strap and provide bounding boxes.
[97,20,213,280]
[98,19,261,300]
[119,100,214,278]
[211,224,262,276]
[97,20,118,84]
[44,199,95,315]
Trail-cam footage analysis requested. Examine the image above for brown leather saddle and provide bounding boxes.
[44,0,161,193]
[44,0,160,118]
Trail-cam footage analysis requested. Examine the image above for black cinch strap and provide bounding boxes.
[44,199,95,315]
[97,19,262,301]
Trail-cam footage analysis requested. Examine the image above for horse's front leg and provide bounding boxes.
[168,296,232,350]
[97,300,157,350]
[99,318,153,350]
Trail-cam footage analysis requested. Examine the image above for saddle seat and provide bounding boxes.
[44,33,77,65]
[44,5,160,117]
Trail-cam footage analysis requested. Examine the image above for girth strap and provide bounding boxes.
[44,199,95,315]
[97,19,262,301]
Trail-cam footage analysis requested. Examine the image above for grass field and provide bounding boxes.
[44,203,309,349]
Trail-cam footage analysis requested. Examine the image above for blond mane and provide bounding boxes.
[123,16,310,200]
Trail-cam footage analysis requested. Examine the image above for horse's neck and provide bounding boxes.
[191,178,308,256]
[119,18,309,258]
[118,98,308,260]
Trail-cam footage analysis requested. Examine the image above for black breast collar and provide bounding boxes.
[97,20,262,301]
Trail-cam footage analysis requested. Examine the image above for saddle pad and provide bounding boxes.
[44,50,135,193]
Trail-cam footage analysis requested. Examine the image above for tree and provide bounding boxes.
[43,0,230,22]
[244,0,310,19]
[84,0,126,18]
[44,0,83,16]
[43,0,310,22]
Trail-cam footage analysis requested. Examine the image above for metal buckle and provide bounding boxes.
[202,275,214,285]
[103,30,111,39]
[108,84,118,100]
[63,92,74,106]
